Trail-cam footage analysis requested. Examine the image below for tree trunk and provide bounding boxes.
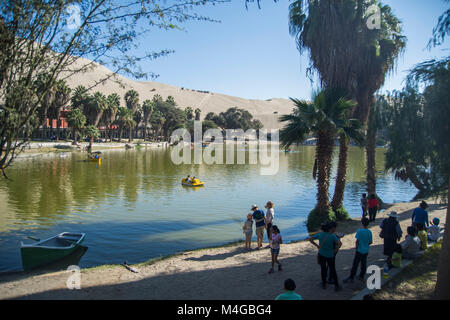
[316,131,333,214]
[331,133,349,210]
[118,128,123,142]
[405,163,428,192]
[366,108,377,197]
[56,109,61,141]
[128,128,132,143]
[73,129,77,144]
[435,177,450,298]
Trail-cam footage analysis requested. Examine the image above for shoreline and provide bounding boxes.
[0,198,446,300]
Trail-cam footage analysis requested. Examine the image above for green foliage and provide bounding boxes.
[67,108,86,130]
[307,206,335,232]
[205,107,263,131]
[84,125,100,139]
[333,204,350,221]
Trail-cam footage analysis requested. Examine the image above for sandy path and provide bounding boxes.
[0,200,446,300]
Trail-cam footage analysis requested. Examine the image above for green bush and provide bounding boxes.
[306,206,335,232]
[333,204,350,221]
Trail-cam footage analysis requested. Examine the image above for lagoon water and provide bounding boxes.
[0,145,417,272]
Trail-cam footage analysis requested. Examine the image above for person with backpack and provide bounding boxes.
[251,205,266,249]
[379,211,403,269]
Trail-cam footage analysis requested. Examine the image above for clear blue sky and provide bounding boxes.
[131,0,449,100]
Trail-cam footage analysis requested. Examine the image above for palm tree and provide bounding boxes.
[194,108,201,121]
[185,107,194,120]
[289,0,405,209]
[124,90,139,140]
[84,125,100,151]
[142,99,154,141]
[36,74,56,139]
[280,89,363,231]
[115,107,136,142]
[66,108,86,144]
[102,93,120,142]
[49,80,71,141]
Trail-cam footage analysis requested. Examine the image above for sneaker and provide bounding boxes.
[343,276,354,283]
[268,268,274,274]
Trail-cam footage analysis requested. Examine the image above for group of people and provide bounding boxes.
[250,198,443,299]
[360,193,379,222]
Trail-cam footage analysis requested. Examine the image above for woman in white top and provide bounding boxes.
[265,201,275,246]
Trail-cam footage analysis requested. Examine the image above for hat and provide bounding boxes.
[387,211,399,218]
[251,204,258,210]
[433,217,440,225]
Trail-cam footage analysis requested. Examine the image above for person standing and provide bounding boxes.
[268,225,282,274]
[243,213,253,250]
[367,194,379,222]
[360,193,368,217]
[265,201,275,247]
[309,222,342,291]
[344,217,373,283]
[412,201,429,228]
[379,211,403,268]
[251,205,265,249]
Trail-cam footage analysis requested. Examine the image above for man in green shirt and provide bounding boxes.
[275,279,303,300]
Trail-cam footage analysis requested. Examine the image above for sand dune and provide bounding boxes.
[63,57,295,129]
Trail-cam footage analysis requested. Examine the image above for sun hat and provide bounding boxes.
[251,204,258,210]
[433,217,440,225]
[387,211,399,218]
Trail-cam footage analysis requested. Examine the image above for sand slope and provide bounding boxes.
[62,57,295,129]
[0,199,446,300]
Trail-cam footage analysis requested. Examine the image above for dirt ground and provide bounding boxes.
[0,199,446,300]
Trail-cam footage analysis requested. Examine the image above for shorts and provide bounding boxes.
[244,231,253,238]
[271,247,280,255]
[256,226,265,238]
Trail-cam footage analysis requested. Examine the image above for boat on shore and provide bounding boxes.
[20,232,86,271]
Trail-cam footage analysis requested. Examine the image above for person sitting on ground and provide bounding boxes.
[427,218,441,242]
[361,193,368,218]
[401,226,421,260]
[268,225,282,274]
[412,201,429,228]
[344,217,372,283]
[416,223,428,250]
[309,222,342,291]
[391,244,402,268]
[275,279,303,300]
[251,205,266,249]
[243,213,253,250]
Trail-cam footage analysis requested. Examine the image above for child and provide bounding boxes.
[428,218,441,242]
[344,217,373,283]
[391,244,402,268]
[268,225,282,274]
[416,223,428,250]
[401,226,421,260]
[243,214,253,250]
[361,193,368,217]
[275,279,303,300]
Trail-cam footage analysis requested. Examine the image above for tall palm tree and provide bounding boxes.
[102,93,120,142]
[115,107,136,142]
[280,89,363,231]
[66,108,86,144]
[49,80,71,141]
[124,90,139,140]
[194,108,201,121]
[185,106,194,120]
[83,92,107,128]
[142,99,154,141]
[289,0,405,209]
[36,74,56,139]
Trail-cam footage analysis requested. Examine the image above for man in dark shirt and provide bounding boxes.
[251,205,266,249]
[412,201,429,227]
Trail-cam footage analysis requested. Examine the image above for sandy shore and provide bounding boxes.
[0,199,446,300]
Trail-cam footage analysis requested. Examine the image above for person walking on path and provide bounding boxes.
[275,279,303,300]
[344,217,373,283]
[268,225,282,274]
[379,211,403,269]
[367,194,379,222]
[412,201,429,228]
[251,205,266,249]
[361,193,368,217]
[309,222,342,291]
[264,201,275,247]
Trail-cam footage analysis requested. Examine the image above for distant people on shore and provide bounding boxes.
[243,213,253,250]
[268,225,282,274]
[251,205,266,249]
[412,201,429,227]
[428,218,441,242]
[309,222,342,291]
[265,201,275,247]
[275,279,303,300]
[368,194,379,222]
[401,226,421,260]
[379,211,402,269]
[344,217,372,283]
[416,223,428,250]
[360,193,368,218]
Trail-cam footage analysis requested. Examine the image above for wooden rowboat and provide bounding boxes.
[20,232,85,271]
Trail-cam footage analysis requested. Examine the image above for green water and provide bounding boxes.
[0,145,417,271]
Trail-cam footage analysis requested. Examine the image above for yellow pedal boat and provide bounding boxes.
[181,178,204,187]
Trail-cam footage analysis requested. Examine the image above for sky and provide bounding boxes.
[130,0,449,100]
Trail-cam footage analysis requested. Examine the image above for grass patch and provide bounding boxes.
[370,240,442,300]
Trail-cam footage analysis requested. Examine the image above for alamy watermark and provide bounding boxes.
[366,4,381,30]
[66,4,81,30]
[66,265,81,290]
[169,121,280,176]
